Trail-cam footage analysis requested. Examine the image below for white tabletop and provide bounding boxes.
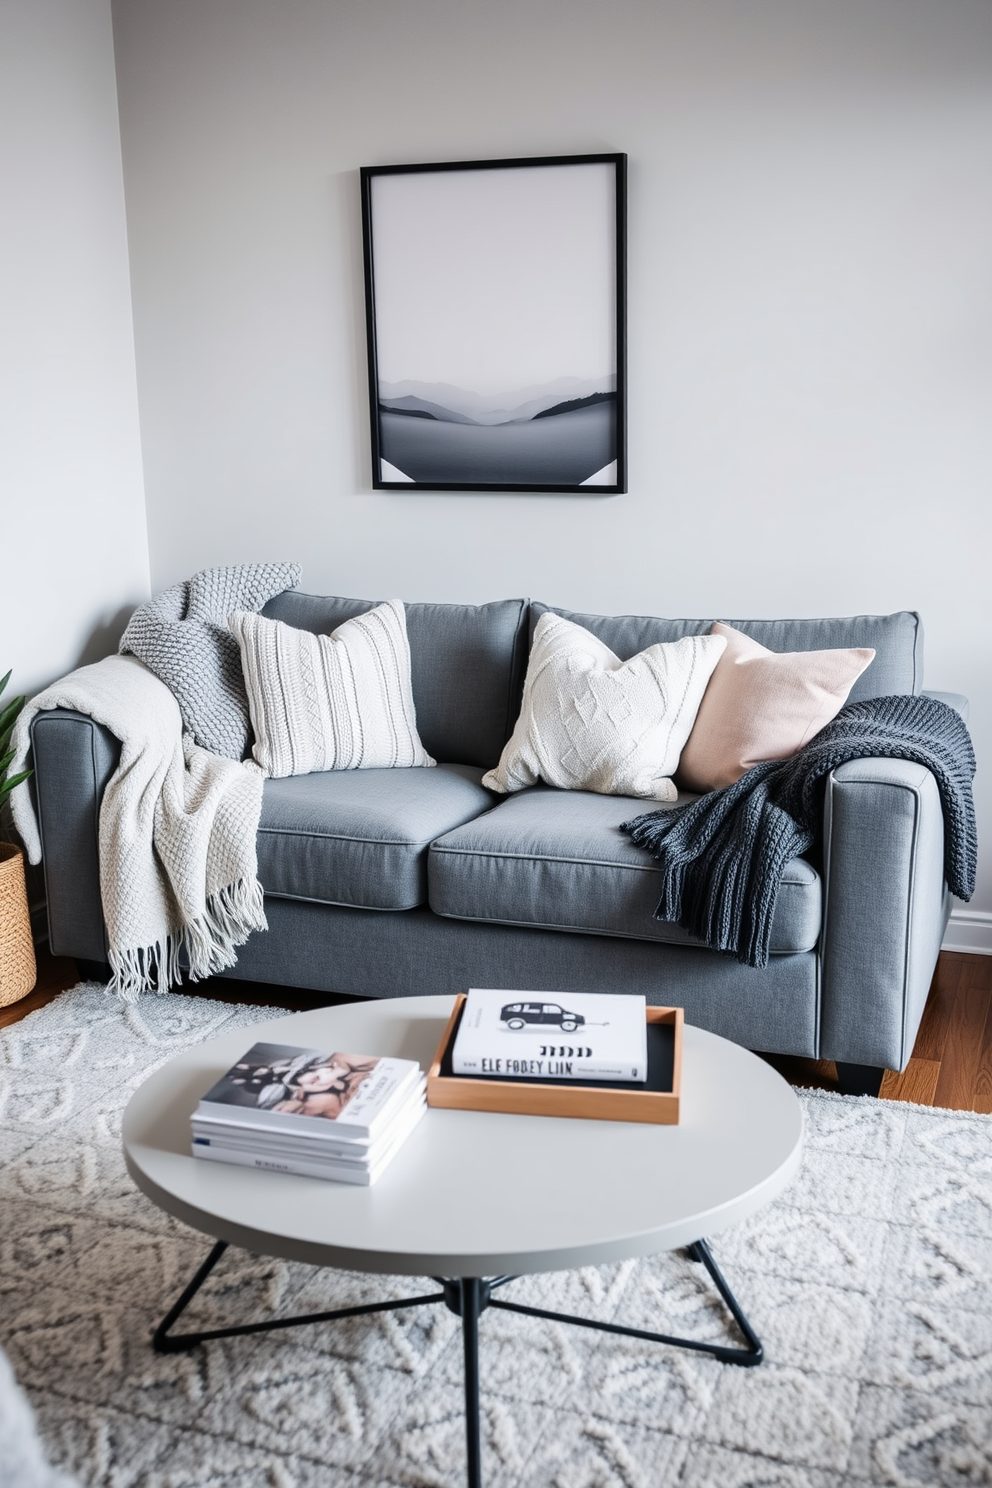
[122,996,803,1277]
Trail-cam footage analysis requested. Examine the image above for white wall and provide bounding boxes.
[111,0,992,930]
[0,0,150,702]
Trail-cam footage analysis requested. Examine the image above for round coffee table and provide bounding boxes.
[123,995,803,1487]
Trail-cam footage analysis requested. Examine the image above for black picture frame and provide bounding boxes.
[360,153,627,494]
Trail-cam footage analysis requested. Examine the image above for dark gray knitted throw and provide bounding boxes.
[622,694,977,969]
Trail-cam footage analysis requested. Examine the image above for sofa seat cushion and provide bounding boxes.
[429,785,822,953]
[258,764,495,911]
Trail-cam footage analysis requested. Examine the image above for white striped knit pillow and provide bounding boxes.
[228,600,435,778]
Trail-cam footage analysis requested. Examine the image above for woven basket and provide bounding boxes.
[0,840,37,1007]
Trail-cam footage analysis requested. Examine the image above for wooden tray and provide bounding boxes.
[427,996,683,1124]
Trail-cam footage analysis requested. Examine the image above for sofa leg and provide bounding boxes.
[835,1062,885,1098]
[75,958,112,985]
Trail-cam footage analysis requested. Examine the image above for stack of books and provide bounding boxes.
[451,988,648,1082]
[190,1041,426,1185]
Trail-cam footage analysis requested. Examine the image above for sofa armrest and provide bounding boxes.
[819,755,950,1072]
[923,690,969,723]
[31,709,121,961]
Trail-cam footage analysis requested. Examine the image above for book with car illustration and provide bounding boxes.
[450,989,648,1082]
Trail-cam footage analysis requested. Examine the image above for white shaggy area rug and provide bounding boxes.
[2,985,991,1488]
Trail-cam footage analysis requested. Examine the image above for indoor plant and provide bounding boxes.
[0,669,36,1005]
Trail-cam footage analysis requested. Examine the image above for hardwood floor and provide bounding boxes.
[5,945,992,1114]
[724,951,992,1114]
[0,948,82,1029]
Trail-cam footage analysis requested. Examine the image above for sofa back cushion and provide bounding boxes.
[262,592,530,767]
[529,606,923,701]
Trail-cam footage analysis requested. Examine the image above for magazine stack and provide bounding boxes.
[191,1042,426,1185]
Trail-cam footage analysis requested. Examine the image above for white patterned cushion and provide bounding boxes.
[228,600,435,778]
[482,613,726,801]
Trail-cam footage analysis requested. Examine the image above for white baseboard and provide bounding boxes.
[942,908,992,956]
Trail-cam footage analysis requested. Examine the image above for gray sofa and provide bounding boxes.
[30,594,962,1096]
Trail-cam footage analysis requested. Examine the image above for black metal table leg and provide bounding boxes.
[685,1239,762,1363]
[152,1240,446,1355]
[153,1239,229,1352]
[487,1237,762,1367]
[461,1278,484,1488]
[152,1237,763,1487]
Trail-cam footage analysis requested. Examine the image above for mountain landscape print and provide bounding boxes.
[378,375,618,486]
[361,155,626,491]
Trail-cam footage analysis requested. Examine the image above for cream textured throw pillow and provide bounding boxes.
[482,613,726,801]
[229,600,435,778]
[676,621,875,793]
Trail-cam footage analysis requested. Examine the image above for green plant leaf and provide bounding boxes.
[0,672,28,798]
[0,694,25,736]
[0,767,31,800]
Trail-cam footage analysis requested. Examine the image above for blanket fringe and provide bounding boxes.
[184,877,268,982]
[108,937,182,1003]
[108,878,268,1001]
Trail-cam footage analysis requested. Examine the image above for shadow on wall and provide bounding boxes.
[74,605,135,670]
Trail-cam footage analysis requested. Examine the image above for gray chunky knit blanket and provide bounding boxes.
[120,562,301,759]
[622,694,977,969]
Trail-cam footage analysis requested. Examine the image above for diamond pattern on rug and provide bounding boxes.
[2,983,991,1487]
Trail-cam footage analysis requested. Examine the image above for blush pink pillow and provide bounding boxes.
[676,622,875,793]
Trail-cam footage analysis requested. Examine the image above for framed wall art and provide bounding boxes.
[360,153,626,493]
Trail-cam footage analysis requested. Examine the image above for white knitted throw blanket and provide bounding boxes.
[9,655,266,1002]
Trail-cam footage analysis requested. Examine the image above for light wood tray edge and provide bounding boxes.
[427,996,682,1125]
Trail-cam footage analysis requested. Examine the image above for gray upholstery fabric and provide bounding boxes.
[26,604,957,1074]
[262,593,530,767]
[258,763,495,911]
[30,710,119,961]
[820,756,951,1069]
[924,690,969,722]
[429,785,822,954]
[530,605,923,702]
[223,898,821,1057]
